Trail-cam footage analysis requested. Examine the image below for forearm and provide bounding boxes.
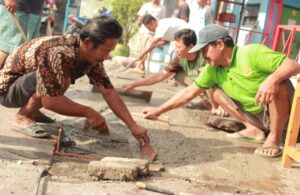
[41,95,92,117]
[268,58,300,84]
[140,39,160,59]
[101,88,136,128]
[157,83,204,114]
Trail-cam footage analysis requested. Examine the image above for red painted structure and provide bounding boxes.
[215,0,285,46]
[265,0,284,46]
[223,25,269,45]
[272,25,300,61]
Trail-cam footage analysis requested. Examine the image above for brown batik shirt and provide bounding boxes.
[0,34,113,96]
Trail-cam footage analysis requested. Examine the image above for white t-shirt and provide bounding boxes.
[154,18,189,41]
[138,2,166,33]
[187,0,214,35]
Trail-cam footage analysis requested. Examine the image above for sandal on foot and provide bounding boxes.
[33,113,55,123]
[25,124,49,138]
[12,124,49,138]
[254,146,283,158]
[227,132,265,144]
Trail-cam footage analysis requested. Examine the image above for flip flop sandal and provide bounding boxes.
[25,124,50,138]
[227,132,265,144]
[33,113,56,123]
[12,124,50,138]
[254,146,283,158]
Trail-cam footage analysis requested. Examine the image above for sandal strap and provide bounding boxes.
[262,146,281,150]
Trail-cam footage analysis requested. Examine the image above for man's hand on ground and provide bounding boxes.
[129,123,149,147]
[4,0,17,13]
[122,83,135,92]
[86,109,107,130]
[142,107,161,118]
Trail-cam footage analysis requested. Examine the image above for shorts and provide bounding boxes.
[0,5,41,53]
[0,71,37,108]
[215,80,294,130]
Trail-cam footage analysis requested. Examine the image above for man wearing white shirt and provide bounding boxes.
[135,0,166,73]
[187,0,214,38]
[137,14,190,65]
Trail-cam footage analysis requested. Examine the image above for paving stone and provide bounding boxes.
[88,161,139,181]
[206,115,245,132]
[101,157,149,176]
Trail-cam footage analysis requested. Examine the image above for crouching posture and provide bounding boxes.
[142,24,300,158]
[0,16,149,146]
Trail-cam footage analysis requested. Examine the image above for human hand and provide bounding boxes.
[86,109,108,131]
[142,107,161,119]
[122,83,135,92]
[129,123,149,146]
[4,0,17,13]
[211,105,229,117]
[255,77,277,107]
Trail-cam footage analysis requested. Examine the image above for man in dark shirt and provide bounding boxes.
[174,0,189,22]
[0,16,149,145]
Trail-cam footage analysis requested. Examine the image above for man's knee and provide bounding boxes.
[1,71,37,108]
[275,80,294,104]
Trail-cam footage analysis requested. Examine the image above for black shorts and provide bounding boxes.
[0,71,37,108]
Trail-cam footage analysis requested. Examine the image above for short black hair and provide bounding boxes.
[210,35,234,48]
[142,14,156,25]
[80,16,123,48]
[174,29,197,47]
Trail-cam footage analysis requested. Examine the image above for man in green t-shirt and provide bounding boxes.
[142,24,300,158]
[123,29,227,116]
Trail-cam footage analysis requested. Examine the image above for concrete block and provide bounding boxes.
[101,157,149,176]
[88,161,139,181]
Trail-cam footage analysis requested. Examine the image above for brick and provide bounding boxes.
[101,157,149,176]
[88,161,139,181]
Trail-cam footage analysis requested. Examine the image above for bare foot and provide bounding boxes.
[13,114,35,128]
[254,146,282,157]
[254,132,282,157]
[238,126,266,142]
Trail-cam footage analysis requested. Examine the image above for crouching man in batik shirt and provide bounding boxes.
[0,16,149,145]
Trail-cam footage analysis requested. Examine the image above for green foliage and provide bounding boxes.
[112,0,147,46]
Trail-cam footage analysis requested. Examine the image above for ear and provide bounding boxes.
[217,39,225,51]
[82,38,94,50]
[187,44,194,50]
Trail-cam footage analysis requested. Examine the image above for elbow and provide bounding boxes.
[41,96,56,110]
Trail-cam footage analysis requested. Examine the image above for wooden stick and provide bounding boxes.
[117,59,139,73]
[136,182,175,195]
[10,13,27,41]
[55,126,63,152]
[54,151,100,160]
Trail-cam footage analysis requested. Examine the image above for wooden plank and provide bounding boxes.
[115,87,153,102]
[282,80,300,167]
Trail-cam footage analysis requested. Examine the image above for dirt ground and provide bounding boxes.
[0,60,300,195]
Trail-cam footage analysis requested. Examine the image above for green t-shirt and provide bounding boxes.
[165,51,206,80]
[195,44,286,114]
[179,52,206,79]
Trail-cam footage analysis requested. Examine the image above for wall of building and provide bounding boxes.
[227,0,269,45]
